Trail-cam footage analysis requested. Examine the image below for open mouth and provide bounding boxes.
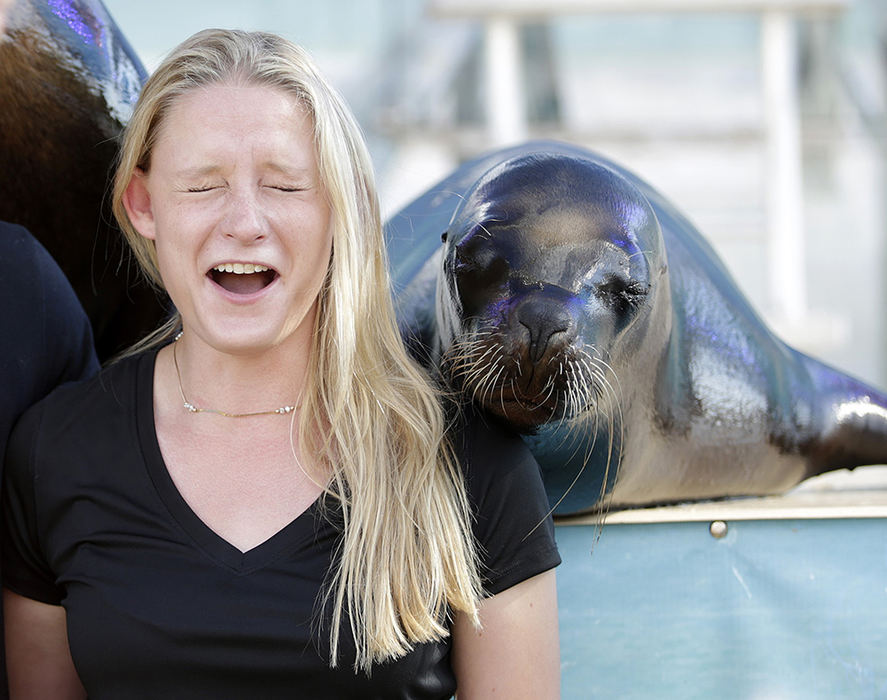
[208,263,278,295]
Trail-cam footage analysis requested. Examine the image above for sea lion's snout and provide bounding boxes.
[443,279,600,431]
[511,287,576,365]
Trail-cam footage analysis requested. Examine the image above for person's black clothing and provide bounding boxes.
[0,221,99,699]
[2,348,560,699]
[0,221,98,473]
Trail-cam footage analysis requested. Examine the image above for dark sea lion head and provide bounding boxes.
[437,153,670,432]
[0,0,168,359]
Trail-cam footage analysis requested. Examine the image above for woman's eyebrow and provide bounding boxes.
[173,164,224,179]
[262,162,313,177]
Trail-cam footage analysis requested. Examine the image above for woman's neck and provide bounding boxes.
[165,330,310,419]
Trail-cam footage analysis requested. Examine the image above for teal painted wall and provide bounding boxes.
[556,519,887,698]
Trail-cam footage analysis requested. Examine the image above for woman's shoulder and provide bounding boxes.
[9,350,153,451]
[454,406,542,493]
[452,406,562,595]
[44,350,148,409]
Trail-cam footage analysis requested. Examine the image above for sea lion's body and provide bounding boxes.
[386,142,887,514]
[1,0,166,358]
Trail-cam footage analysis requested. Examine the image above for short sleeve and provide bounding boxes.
[2,402,64,605]
[458,412,561,597]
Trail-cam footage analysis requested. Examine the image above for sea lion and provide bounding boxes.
[0,0,167,359]
[386,141,887,514]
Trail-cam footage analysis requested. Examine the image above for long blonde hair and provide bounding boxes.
[111,29,480,670]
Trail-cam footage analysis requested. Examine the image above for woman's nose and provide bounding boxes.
[222,189,269,243]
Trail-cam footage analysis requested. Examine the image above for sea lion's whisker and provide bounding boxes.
[500,379,511,416]
[475,355,504,406]
[486,363,508,407]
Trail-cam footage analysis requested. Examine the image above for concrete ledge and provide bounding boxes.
[557,465,887,525]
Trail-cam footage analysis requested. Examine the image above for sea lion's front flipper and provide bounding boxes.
[799,353,887,476]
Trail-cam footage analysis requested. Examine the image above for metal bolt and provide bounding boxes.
[709,520,728,539]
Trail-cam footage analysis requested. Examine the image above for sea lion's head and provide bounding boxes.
[437,153,667,432]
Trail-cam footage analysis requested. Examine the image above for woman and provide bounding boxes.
[2,29,560,698]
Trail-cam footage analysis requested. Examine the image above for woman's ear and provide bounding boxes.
[122,169,156,240]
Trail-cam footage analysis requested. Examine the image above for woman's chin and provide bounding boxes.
[182,312,314,359]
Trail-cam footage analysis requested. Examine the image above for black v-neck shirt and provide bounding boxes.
[2,350,560,699]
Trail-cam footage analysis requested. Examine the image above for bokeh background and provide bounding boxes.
[103,0,887,389]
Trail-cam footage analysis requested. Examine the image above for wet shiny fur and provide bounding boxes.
[386,141,887,514]
[1,0,166,359]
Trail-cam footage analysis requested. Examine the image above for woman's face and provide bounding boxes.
[124,82,333,357]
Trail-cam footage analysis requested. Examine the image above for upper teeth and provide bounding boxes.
[213,263,269,274]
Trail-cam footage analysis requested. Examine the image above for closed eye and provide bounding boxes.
[595,277,648,315]
[267,185,307,192]
[185,185,222,193]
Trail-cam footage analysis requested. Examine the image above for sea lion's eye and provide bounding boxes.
[596,276,647,315]
[452,234,510,314]
[441,231,448,243]
[455,235,500,275]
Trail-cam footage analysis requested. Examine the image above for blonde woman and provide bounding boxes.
[2,29,560,699]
